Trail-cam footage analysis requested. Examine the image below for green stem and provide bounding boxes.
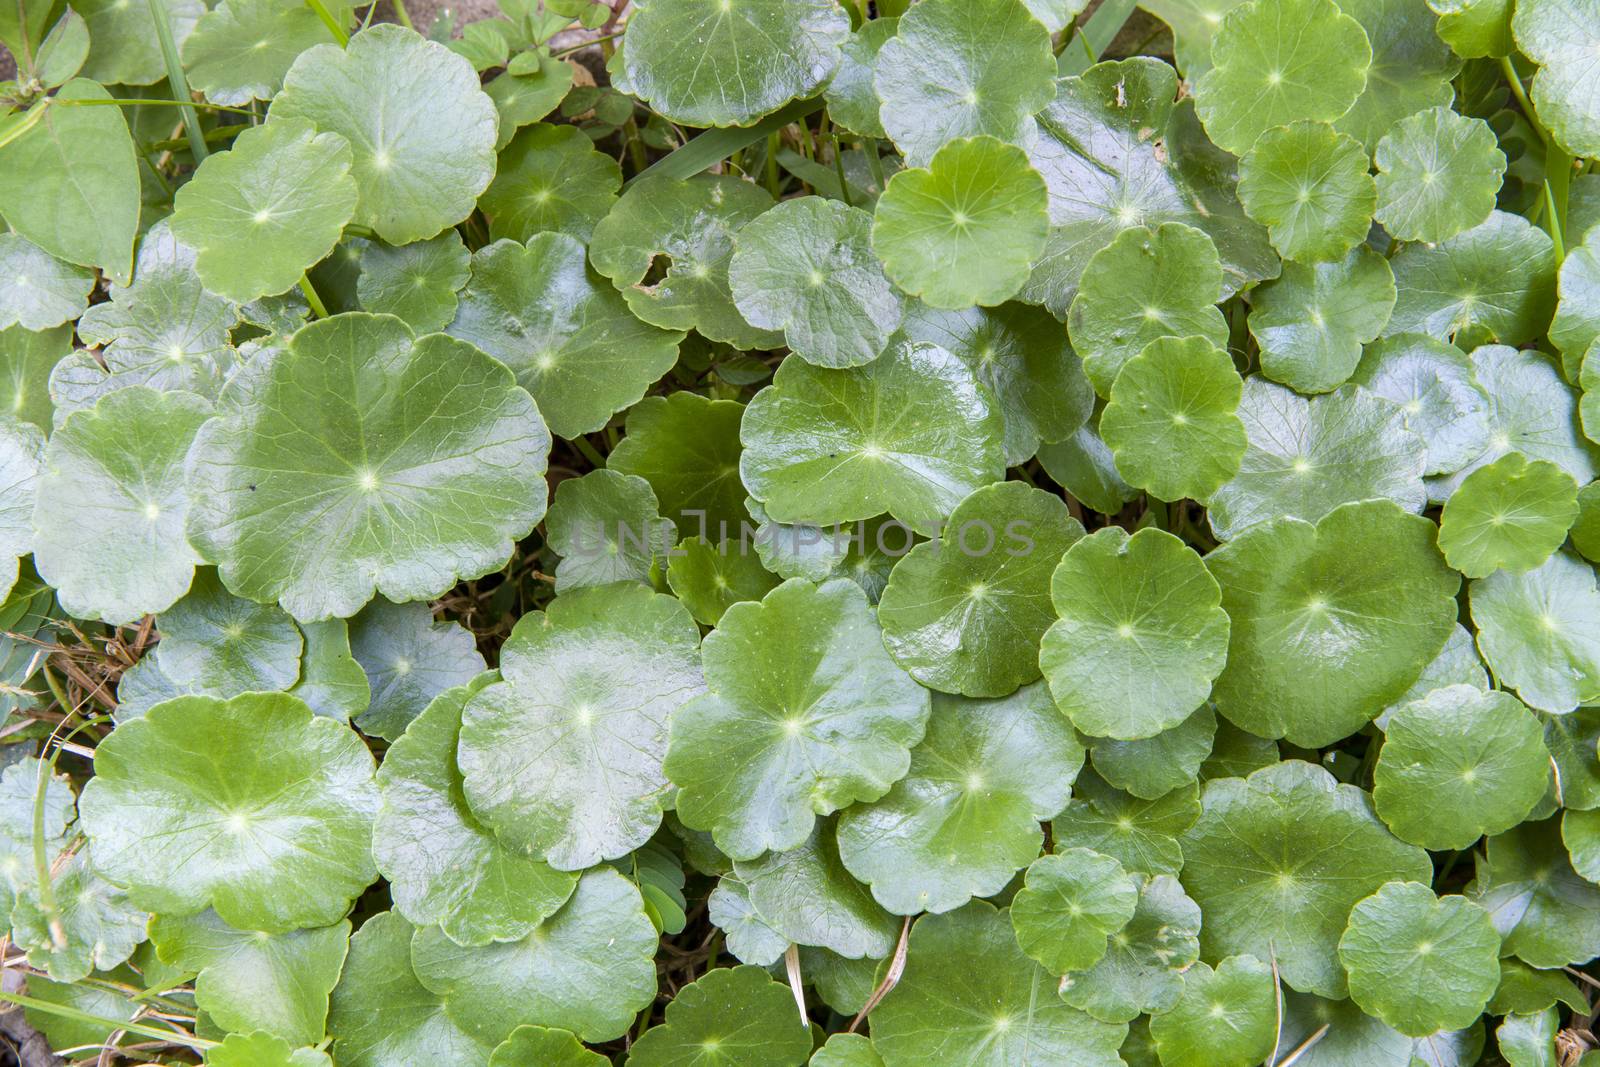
[863,137,887,192]
[1545,180,1567,263]
[298,275,330,319]
[573,435,607,468]
[765,132,781,197]
[0,991,217,1050]
[831,132,852,207]
[146,0,207,162]
[551,30,626,57]
[306,0,350,45]
[54,96,256,116]
[1498,56,1549,146]
[390,0,413,29]
[344,222,379,240]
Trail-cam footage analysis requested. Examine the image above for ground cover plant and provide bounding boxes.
[3,0,1600,1063]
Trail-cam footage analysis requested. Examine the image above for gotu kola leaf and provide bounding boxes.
[1009,848,1139,976]
[1247,247,1397,396]
[835,681,1084,915]
[169,117,357,303]
[1374,106,1506,246]
[871,135,1049,310]
[348,596,486,741]
[457,583,704,871]
[1148,956,1277,1067]
[625,965,812,1067]
[445,234,683,439]
[77,691,378,933]
[1236,120,1375,265]
[739,337,1005,530]
[1178,760,1433,998]
[270,24,498,244]
[1057,872,1204,1023]
[1437,452,1579,578]
[186,312,551,622]
[1511,0,1600,159]
[356,232,471,335]
[1206,499,1460,747]
[665,577,930,862]
[1470,549,1600,714]
[876,481,1085,698]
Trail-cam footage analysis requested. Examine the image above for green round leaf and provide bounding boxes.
[707,876,786,966]
[1439,453,1579,578]
[1374,107,1505,245]
[1469,818,1600,968]
[896,299,1095,466]
[1470,549,1600,713]
[1430,0,1514,58]
[327,911,493,1067]
[824,17,898,139]
[32,385,210,624]
[1100,335,1247,501]
[878,482,1084,697]
[547,469,676,593]
[1331,0,1461,149]
[610,392,750,536]
[481,123,621,246]
[1193,0,1372,156]
[1179,760,1433,998]
[1019,57,1278,318]
[871,135,1049,310]
[485,54,573,150]
[1558,249,1600,379]
[666,578,929,861]
[873,0,1056,167]
[12,852,145,983]
[1237,120,1375,264]
[1090,705,1218,800]
[871,902,1127,1067]
[1563,808,1600,883]
[156,568,303,693]
[1387,211,1557,346]
[589,175,781,349]
[729,196,902,368]
[1052,772,1200,878]
[459,583,703,870]
[1208,380,1428,542]
[149,910,348,1046]
[78,692,378,932]
[836,682,1084,914]
[1511,0,1600,158]
[187,312,551,622]
[1347,333,1492,478]
[621,0,849,128]
[1208,500,1459,746]
[1338,882,1501,1037]
[0,233,94,331]
[1430,344,1599,500]
[1148,956,1276,1067]
[271,24,498,244]
[374,680,578,947]
[811,1033,885,1067]
[665,536,779,626]
[489,1026,606,1067]
[446,234,682,439]
[1248,248,1397,395]
[181,0,332,105]
[65,222,240,417]
[627,965,812,1067]
[348,597,486,741]
[1042,526,1229,741]
[739,338,1005,530]
[1373,685,1551,849]
[1010,849,1139,975]
[733,821,898,959]
[356,232,471,334]
[1068,222,1229,397]
[410,867,657,1044]
[1059,873,1203,1023]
